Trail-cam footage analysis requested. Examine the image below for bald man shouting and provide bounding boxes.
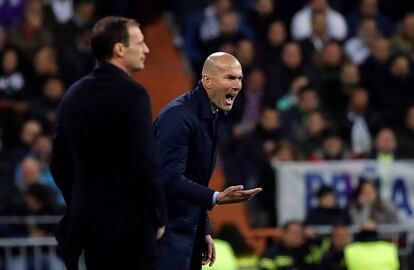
[154,52,261,270]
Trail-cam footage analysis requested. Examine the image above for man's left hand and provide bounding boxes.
[202,235,216,266]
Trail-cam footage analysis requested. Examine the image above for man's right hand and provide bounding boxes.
[216,185,262,205]
[156,226,165,239]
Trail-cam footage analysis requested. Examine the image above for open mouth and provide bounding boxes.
[225,93,236,103]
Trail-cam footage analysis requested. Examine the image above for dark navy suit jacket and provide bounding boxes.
[154,82,228,270]
[50,62,166,269]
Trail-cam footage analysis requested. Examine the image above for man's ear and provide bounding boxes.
[113,42,125,58]
[202,74,212,89]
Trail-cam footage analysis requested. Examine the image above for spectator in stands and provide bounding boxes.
[313,41,346,116]
[202,10,254,58]
[8,0,53,60]
[247,0,278,43]
[32,45,60,95]
[15,158,43,191]
[371,127,401,161]
[346,0,393,38]
[391,12,414,60]
[60,22,95,86]
[381,55,414,125]
[265,42,314,106]
[291,0,347,41]
[300,11,332,64]
[260,221,316,270]
[236,38,257,75]
[319,225,351,270]
[259,20,287,71]
[182,0,233,74]
[8,120,43,164]
[233,106,284,187]
[29,76,64,133]
[305,185,351,225]
[0,47,30,100]
[345,16,381,65]
[229,67,267,135]
[281,86,320,143]
[344,222,399,270]
[359,37,392,109]
[55,0,96,52]
[217,224,258,270]
[301,110,329,157]
[349,180,399,226]
[397,105,414,158]
[310,128,352,160]
[255,141,304,226]
[337,87,382,157]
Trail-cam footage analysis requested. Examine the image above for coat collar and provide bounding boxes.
[192,81,216,120]
[93,61,131,80]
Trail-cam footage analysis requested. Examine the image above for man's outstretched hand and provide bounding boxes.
[216,185,262,205]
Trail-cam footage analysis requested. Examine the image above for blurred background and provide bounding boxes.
[1,0,414,269]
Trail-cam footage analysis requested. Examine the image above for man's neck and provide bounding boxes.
[108,59,131,76]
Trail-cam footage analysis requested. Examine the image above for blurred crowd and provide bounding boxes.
[0,0,412,262]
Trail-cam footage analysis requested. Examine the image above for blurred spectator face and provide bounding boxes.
[273,145,295,161]
[390,56,410,77]
[361,0,378,16]
[267,21,286,46]
[214,0,232,16]
[403,13,414,39]
[21,158,41,185]
[331,226,351,251]
[283,223,305,248]
[282,43,302,69]
[33,135,52,160]
[371,38,390,63]
[323,135,343,158]
[319,191,336,208]
[255,0,274,16]
[299,89,319,112]
[405,106,414,131]
[322,42,342,67]
[359,18,378,41]
[310,0,328,12]
[34,46,58,75]
[2,49,19,74]
[358,181,378,204]
[307,111,326,136]
[219,11,240,35]
[75,1,96,22]
[43,78,65,100]
[375,128,397,154]
[312,12,327,37]
[247,69,265,92]
[24,0,43,30]
[259,107,280,131]
[350,88,369,112]
[340,64,360,86]
[237,39,255,67]
[20,120,42,146]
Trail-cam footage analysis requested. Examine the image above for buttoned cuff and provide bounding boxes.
[212,191,219,207]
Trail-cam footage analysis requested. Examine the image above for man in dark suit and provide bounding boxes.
[154,52,262,270]
[50,16,166,270]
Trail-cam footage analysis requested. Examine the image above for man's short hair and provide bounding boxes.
[91,16,139,63]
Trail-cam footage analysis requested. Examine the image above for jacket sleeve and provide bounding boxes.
[154,107,215,210]
[50,102,74,204]
[125,86,167,228]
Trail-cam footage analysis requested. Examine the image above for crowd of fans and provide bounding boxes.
[0,0,413,268]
